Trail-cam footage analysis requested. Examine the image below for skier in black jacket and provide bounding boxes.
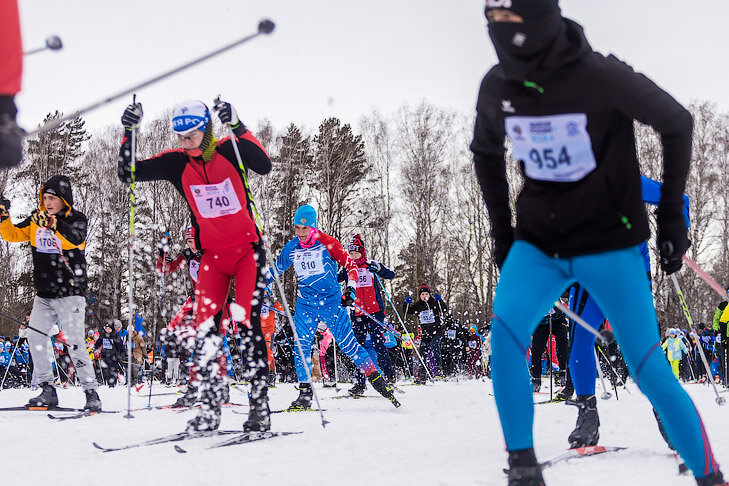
[472,2,723,485]
[94,324,124,387]
[404,283,448,382]
[0,175,101,411]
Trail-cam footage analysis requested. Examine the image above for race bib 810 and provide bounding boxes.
[505,114,596,182]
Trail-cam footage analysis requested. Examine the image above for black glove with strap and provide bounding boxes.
[341,286,356,308]
[657,207,690,275]
[0,96,24,169]
[121,103,143,131]
[0,195,10,222]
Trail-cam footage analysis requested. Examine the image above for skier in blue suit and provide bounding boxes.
[267,204,400,410]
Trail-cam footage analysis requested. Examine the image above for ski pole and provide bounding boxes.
[375,276,432,382]
[221,118,327,428]
[124,94,137,420]
[0,339,21,391]
[355,297,433,382]
[682,256,729,302]
[0,311,79,350]
[593,349,612,400]
[669,273,726,405]
[595,345,629,392]
[555,301,609,346]
[24,21,275,138]
[24,35,63,56]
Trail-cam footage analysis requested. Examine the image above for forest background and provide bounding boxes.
[1,100,727,341]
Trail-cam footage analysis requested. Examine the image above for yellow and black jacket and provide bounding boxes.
[0,175,87,298]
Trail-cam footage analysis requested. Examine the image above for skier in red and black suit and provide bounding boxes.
[0,0,24,168]
[118,99,272,433]
[337,234,397,395]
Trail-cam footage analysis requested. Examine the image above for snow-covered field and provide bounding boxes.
[0,379,726,485]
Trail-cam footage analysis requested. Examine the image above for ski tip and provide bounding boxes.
[174,445,187,454]
[258,19,275,35]
[92,442,109,452]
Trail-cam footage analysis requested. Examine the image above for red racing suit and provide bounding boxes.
[119,125,271,388]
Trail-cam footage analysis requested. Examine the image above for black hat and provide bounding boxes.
[484,0,560,22]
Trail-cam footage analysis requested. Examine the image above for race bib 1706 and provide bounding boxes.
[505,114,596,182]
[35,228,62,254]
[190,178,242,219]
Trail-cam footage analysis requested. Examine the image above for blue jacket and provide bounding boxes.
[268,231,358,306]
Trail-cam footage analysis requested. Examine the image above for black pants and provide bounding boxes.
[100,354,118,387]
[530,322,569,381]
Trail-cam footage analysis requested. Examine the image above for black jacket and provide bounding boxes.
[0,175,88,298]
[471,19,692,258]
[404,298,449,340]
[95,329,124,360]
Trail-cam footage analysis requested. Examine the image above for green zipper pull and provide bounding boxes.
[621,215,632,230]
[523,80,545,94]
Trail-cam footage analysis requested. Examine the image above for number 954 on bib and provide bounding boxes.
[505,113,597,183]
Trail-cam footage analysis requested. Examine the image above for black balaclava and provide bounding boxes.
[485,0,566,83]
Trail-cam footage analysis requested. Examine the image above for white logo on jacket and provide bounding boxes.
[501,100,515,113]
[485,0,512,8]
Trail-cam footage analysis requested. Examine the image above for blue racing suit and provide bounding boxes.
[268,231,377,383]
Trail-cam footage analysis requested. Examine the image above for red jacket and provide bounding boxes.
[118,129,271,252]
[157,249,201,290]
[0,0,22,95]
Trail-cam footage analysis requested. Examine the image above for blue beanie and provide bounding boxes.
[293,204,317,228]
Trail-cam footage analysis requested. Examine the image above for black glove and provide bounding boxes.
[657,208,690,275]
[213,100,240,127]
[341,286,356,308]
[0,96,23,169]
[121,103,143,130]
[493,232,514,270]
[366,261,382,273]
[0,195,10,222]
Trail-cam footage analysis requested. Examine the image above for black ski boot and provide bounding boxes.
[185,378,223,433]
[220,383,230,405]
[243,387,271,432]
[287,383,313,411]
[28,382,58,408]
[83,389,102,412]
[173,383,199,408]
[368,372,401,408]
[555,381,574,402]
[267,371,277,388]
[567,395,600,448]
[348,383,366,396]
[696,470,727,486]
[507,448,545,486]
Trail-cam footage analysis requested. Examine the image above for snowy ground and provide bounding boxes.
[0,379,727,486]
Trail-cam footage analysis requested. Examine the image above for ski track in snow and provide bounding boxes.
[0,381,726,485]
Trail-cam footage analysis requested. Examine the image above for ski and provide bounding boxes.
[535,397,567,405]
[0,405,85,412]
[231,408,326,415]
[92,429,242,452]
[174,431,303,453]
[540,445,627,469]
[48,410,118,420]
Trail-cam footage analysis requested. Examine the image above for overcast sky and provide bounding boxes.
[15,0,729,135]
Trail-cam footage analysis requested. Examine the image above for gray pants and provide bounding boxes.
[28,295,97,391]
[166,357,180,383]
